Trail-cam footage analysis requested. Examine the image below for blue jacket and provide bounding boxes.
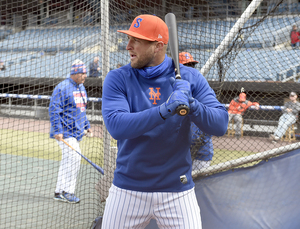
[89,62,100,77]
[190,122,213,161]
[49,78,90,141]
[102,55,228,192]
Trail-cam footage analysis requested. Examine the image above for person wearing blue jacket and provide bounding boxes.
[49,59,92,204]
[179,51,214,172]
[101,15,228,228]
[190,122,214,171]
[89,56,101,77]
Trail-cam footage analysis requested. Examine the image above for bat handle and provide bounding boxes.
[174,74,189,116]
[176,104,190,116]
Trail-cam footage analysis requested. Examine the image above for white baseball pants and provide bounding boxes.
[192,160,211,171]
[55,137,82,194]
[102,184,202,229]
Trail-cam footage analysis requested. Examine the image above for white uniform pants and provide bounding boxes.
[228,113,243,135]
[102,184,202,229]
[274,113,297,138]
[55,137,82,194]
[192,160,211,171]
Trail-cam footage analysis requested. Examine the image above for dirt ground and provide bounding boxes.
[0,116,104,137]
[212,135,295,153]
[1,116,297,154]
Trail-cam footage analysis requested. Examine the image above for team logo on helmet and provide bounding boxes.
[134,18,143,28]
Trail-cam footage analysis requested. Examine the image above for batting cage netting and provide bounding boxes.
[1,0,300,228]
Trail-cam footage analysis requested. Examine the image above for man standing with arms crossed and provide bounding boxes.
[49,59,92,204]
[101,15,228,228]
[89,56,101,77]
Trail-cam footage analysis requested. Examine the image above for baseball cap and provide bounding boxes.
[70,59,87,75]
[239,93,246,102]
[290,92,297,97]
[117,14,169,44]
[179,52,199,65]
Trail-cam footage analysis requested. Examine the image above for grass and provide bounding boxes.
[211,148,262,170]
[0,129,260,170]
[0,129,61,160]
[212,148,258,164]
[0,129,115,167]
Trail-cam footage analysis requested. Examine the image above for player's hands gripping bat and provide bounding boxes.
[165,13,190,116]
[159,89,190,119]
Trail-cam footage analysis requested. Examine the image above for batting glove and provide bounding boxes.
[169,77,191,97]
[159,90,190,119]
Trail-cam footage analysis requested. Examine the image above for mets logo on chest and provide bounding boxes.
[73,91,87,112]
[149,87,161,105]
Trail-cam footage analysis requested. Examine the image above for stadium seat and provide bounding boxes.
[277,3,288,13]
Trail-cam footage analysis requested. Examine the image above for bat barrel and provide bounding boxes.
[165,13,181,77]
[165,13,189,116]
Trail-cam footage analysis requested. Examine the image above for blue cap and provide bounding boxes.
[70,59,87,75]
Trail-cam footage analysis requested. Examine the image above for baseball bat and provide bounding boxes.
[165,13,190,116]
[61,139,104,175]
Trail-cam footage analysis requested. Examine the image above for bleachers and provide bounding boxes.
[0,48,295,80]
[223,49,300,82]
[267,2,300,14]
[0,27,101,52]
[117,15,299,51]
[0,15,300,79]
[0,11,298,53]
[0,50,132,78]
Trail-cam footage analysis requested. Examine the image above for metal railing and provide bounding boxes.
[0,93,102,119]
[0,93,283,113]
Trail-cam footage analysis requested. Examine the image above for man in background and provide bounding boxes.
[270,92,300,143]
[49,59,92,204]
[116,63,123,68]
[179,51,198,67]
[89,56,101,77]
[0,60,6,71]
[290,24,300,48]
[179,51,213,171]
[228,92,260,139]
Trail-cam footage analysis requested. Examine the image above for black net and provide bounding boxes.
[1,0,300,228]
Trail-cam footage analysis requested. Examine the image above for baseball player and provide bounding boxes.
[179,52,214,171]
[228,92,260,139]
[101,15,228,228]
[49,59,92,204]
[190,122,214,170]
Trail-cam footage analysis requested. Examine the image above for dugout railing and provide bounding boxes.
[2,92,297,138]
[0,93,102,122]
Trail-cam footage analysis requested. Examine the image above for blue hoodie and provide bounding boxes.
[190,122,213,161]
[102,55,228,192]
[49,77,90,141]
